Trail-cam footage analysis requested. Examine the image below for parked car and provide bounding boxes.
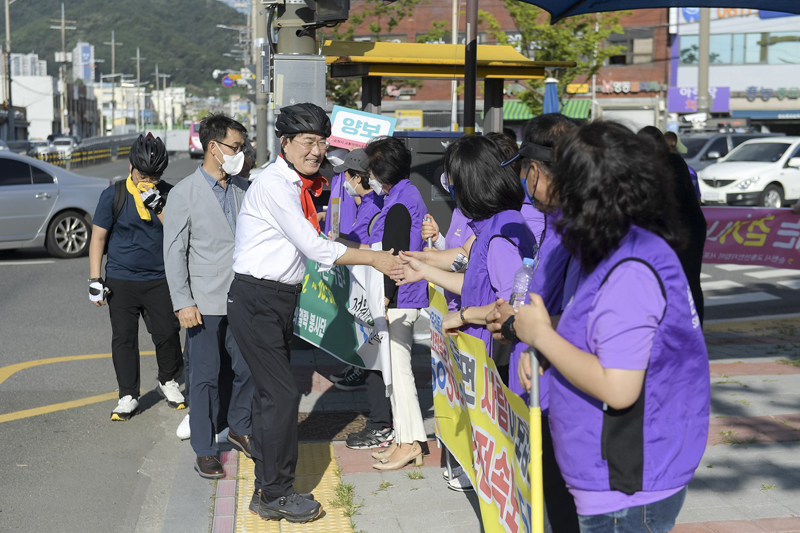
[681,132,785,172]
[189,121,203,158]
[51,137,79,155]
[6,140,31,154]
[27,140,56,158]
[698,137,800,208]
[0,151,110,258]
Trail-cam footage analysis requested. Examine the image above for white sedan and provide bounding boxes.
[698,137,800,208]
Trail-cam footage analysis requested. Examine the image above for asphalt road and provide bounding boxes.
[1,154,800,531]
[0,155,202,533]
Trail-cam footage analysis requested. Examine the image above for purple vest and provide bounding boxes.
[510,209,572,404]
[324,172,358,236]
[461,209,538,360]
[445,207,474,312]
[550,225,710,495]
[347,192,384,245]
[370,179,429,308]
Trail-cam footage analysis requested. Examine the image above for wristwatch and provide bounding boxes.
[501,316,518,342]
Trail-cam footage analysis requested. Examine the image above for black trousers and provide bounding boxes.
[364,369,392,430]
[542,414,580,533]
[228,276,301,499]
[105,277,183,398]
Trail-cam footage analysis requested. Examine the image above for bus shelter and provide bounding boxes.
[322,40,574,133]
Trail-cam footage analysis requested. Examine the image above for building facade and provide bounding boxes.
[672,8,800,134]
[9,53,48,77]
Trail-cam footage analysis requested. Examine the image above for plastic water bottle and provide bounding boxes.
[509,257,536,309]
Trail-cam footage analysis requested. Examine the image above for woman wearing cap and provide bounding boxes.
[488,122,709,532]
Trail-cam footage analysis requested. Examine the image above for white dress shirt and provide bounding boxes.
[233,157,347,285]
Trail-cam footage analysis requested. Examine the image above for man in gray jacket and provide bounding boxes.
[164,114,253,479]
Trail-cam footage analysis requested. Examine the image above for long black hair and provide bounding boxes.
[444,135,524,221]
[552,121,685,273]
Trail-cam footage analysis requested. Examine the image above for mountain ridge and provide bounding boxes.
[3,0,247,93]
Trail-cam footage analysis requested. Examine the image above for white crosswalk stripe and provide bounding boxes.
[701,264,800,307]
[745,269,800,280]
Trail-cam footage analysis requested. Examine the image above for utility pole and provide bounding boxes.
[449,0,458,132]
[5,0,15,140]
[696,8,711,121]
[49,3,76,135]
[131,47,145,131]
[158,70,171,140]
[255,1,270,165]
[104,31,123,135]
[462,0,478,133]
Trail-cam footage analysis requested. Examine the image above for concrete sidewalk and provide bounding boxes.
[166,316,800,533]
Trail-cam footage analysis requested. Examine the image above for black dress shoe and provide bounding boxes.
[195,456,225,479]
[227,430,252,459]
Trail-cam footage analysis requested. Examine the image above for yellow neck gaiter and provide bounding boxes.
[126,175,154,222]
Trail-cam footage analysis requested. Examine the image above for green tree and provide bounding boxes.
[322,0,433,108]
[479,4,627,115]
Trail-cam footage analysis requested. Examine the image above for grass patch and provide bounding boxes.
[720,429,737,437]
[330,482,363,518]
[407,470,425,480]
[724,436,760,445]
[707,464,713,468]
[734,399,751,406]
[778,357,800,368]
[763,379,778,382]
[761,483,777,490]
[714,379,743,385]
[377,481,392,491]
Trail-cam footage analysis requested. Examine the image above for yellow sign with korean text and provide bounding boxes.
[429,286,543,533]
[567,83,589,94]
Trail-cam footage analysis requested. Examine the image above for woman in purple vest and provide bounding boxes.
[489,122,710,532]
[394,135,538,367]
[364,136,430,471]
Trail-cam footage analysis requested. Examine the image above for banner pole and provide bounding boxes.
[528,349,543,533]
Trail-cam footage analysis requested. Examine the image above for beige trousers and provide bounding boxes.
[386,308,426,444]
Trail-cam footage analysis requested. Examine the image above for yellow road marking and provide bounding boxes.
[0,392,119,424]
[236,442,353,532]
[0,351,155,386]
[0,351,156,423]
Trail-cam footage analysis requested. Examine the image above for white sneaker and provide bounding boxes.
[447,470,474,492]
[176,414,190,440]
[442,465,464,481]
[157,379,187,410]
[111,395,139,421]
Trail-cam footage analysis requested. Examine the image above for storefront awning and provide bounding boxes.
[480,101,535,121]
[562,99,591,119]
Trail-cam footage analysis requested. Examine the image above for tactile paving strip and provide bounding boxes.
[236,442,354,533]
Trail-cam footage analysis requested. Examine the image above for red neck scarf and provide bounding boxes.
[282,155,327,233]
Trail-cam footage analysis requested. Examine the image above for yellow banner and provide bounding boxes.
[429,286,543,533]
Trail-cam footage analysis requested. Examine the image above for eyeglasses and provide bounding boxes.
[216,140,244,154]
[293,138,329,152]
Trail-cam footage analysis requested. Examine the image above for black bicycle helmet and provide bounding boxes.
[275,103,331,138]
[129,132,169,176]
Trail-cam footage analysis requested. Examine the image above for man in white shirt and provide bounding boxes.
[228,103,399,524]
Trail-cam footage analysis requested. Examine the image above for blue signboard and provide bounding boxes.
[759,11,798,19]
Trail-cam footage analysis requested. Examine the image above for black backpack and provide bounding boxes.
[104,179,172,254]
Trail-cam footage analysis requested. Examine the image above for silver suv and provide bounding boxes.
[681,132,784,171]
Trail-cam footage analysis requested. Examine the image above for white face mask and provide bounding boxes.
[214,142,245,176]
[344,177,359,198]
[368,177,385,196]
